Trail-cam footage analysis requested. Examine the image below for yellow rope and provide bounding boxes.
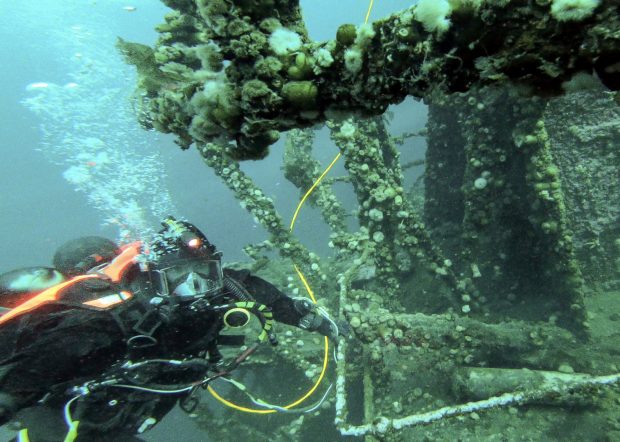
[207,335,329,413]
[365,0,375,24]
[209,0,375,414]
[289,153,342,232]
[289,0,374,233]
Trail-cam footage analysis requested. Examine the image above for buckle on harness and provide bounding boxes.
[132,309,162,337]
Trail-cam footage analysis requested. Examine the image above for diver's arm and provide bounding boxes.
[223,269,347,342]
[0,318,58,417]
[223,268,302,325]
[0,309,125,420]
[0,354,55,422]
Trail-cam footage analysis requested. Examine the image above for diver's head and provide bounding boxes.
[154,257,224,302]
[53,236,120,277]
[153,217,219,260]
[150,217,224,302]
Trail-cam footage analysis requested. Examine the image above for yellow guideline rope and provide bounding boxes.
[289,153,341,232]
[365,0,375,24]
[208,0,375,414]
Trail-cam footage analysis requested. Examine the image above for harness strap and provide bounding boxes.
[101,242,142,283]
[0,275,99,326]
[0,242,142,327]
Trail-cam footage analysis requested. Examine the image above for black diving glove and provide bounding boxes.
[293,298,350,344]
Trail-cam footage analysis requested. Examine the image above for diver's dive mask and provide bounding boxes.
[153,258,223,301]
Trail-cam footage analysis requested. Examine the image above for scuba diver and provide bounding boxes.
[0,217,344,441]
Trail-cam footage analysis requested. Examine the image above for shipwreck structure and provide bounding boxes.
[120,0,620,440]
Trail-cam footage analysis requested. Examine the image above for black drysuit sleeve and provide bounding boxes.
[222,268,303,327]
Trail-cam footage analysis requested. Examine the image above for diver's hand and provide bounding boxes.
[293,298,349,344]
[318,317,351,345]
[335,319,351,340]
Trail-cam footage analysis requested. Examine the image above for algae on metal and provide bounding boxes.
[122,0,620,159]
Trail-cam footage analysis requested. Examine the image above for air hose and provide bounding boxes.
[223,276,254,302]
